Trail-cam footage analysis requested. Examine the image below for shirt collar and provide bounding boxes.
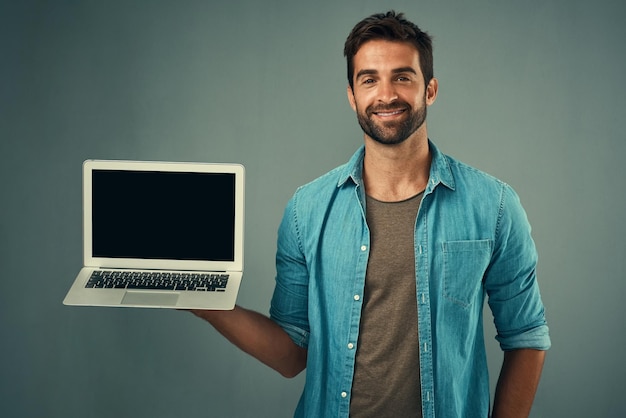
[337,145,365,188]
[337,140,456,192]
[426,140,455,192]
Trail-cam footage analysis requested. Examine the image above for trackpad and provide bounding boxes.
[122,291,179,307]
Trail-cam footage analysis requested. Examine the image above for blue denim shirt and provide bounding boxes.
[270,141,550,418]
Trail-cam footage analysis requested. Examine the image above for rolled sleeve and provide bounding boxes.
[496,323,551,351]
[269,193,311,348]
[486,184,551,352]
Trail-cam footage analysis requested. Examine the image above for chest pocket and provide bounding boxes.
[442,240,493,308]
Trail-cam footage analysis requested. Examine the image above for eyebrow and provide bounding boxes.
[355,67,418,79]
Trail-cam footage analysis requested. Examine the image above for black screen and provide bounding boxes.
[92,170,236,261]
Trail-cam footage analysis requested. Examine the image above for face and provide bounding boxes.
[348,40,437,145]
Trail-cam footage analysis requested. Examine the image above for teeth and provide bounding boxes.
[377,110,404,116]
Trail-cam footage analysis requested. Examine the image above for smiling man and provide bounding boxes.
[191,11,550,418]
[350,41,431,147]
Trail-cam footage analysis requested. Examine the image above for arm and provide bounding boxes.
[491,348,546,418]
[190,306,307,378]
[486,185,550,415]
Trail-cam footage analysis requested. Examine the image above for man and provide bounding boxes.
[191,11,550,418]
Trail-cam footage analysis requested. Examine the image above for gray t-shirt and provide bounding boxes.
[350,192,423,417]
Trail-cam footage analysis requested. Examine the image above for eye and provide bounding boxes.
[362,78,376,84]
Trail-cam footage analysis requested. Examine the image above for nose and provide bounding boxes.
[377,80,398,103]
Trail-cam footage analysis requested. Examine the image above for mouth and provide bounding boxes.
[373,109,406,117]
[369,105,408,119]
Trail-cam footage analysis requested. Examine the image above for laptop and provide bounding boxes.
[63,159,245,310]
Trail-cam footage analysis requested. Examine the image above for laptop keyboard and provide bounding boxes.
[85,270,229,292]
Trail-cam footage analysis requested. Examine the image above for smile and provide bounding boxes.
[373,109,406,117]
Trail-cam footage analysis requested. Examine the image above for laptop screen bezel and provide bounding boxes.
[82,159,245,272]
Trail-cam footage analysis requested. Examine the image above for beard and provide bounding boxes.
[355,96,427,145]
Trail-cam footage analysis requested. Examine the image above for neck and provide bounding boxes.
[363,131,431,202]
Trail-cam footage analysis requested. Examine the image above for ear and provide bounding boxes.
[425,77,439,106]
[347,85,357,112]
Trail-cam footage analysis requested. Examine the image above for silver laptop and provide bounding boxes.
[63,159,245,310]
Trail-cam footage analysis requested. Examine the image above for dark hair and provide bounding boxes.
[343,11,434,90]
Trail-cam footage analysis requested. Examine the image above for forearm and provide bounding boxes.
[492,349,546,418]
[190,306,307,378]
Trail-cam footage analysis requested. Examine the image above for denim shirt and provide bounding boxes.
[270,141,550,418]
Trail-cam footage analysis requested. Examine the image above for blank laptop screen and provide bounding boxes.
[91,170,236,261]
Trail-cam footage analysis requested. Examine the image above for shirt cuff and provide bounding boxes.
[496,324,551,351]
[271,316,310,349]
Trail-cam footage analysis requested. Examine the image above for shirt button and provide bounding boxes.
[360,245,367,251]
[347,343,354,349]
[353,294,360,301]
[341,391,348,398]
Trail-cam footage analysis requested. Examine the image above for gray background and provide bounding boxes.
[1,0,624,417]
